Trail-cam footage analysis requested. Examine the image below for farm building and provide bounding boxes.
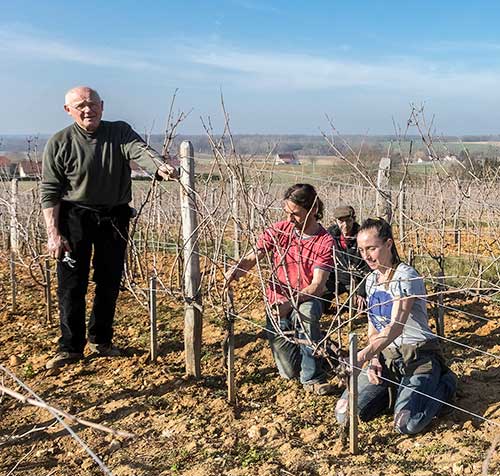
[274,153,300,165]
[18,160,42,179]
[0,155,15,179]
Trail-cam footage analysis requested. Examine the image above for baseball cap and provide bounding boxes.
[333,205,355,219]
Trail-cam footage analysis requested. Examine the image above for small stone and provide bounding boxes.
[9,355,22,367]
[108,439,121,453]
[247,425,267,439]
[161,429,175,438]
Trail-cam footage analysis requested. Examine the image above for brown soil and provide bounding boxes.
[0,261,499,476]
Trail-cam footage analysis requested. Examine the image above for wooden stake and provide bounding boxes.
[10,178,19,254]
[149,276,158,362]
[45,259,52,324]
[9,178,19,311]
[376,157,392,223]
[398,182,406,247]
[10,251,16,313]
[436,269,445,337]
[224,257,236,405]
[407,247,415,267]
[349,332,359,455]
[179,141,203,378]
[358,185,364,222]
[231,178,240,260]
[227,315,236,405]
[476,263,483,303]
[348,270,355,332]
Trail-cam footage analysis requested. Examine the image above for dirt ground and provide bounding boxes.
[0,261,499,476]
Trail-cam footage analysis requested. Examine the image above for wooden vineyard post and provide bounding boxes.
[227,303,236,405]
[249,188,256,231]
[348,270,355,332]
[437,270,445,336]
[179,140,203,378]
[9,252,16,313]
[224,256,236,406]
[407,247,415,267]
[45,259,53,324]
[149,276,158,362]
[398,182,406,248]
[358,184,364,222]
[349,333,359,455]
[435,258,445,337]
[10,179,18,312]
[231,177,241,260]
[376,157,392,223]
[476,263,483,303]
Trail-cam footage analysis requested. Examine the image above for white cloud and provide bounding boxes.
[187,44,500,96]
[0,25,162,71]
[3,23,500,100]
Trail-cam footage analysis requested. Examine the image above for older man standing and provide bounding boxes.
[42,86,176,369]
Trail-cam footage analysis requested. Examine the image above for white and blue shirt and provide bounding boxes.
[365,263,434,347]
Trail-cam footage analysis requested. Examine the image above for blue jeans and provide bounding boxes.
[266,299,326,385]
[335,351,457,434]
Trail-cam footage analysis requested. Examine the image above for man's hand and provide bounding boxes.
[47,230,71,259]
[223,253,259,286]
[157,163,179,181]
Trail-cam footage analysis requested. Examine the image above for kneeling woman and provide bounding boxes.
[335,218,457,434]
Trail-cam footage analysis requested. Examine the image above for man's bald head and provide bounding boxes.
[64,86,104,132]
[65,86,101,105]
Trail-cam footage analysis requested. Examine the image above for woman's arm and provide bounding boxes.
[357,295,415,366]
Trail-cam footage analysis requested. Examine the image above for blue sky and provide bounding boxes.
[2,0,500,135]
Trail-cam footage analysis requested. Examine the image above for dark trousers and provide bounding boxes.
[57,202,130,353]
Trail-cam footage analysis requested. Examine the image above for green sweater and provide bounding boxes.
[41,121,162,209]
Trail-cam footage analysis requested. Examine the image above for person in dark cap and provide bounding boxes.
[323,205,369,313]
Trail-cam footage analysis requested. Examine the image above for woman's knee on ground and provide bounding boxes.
[335,397,348,424]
